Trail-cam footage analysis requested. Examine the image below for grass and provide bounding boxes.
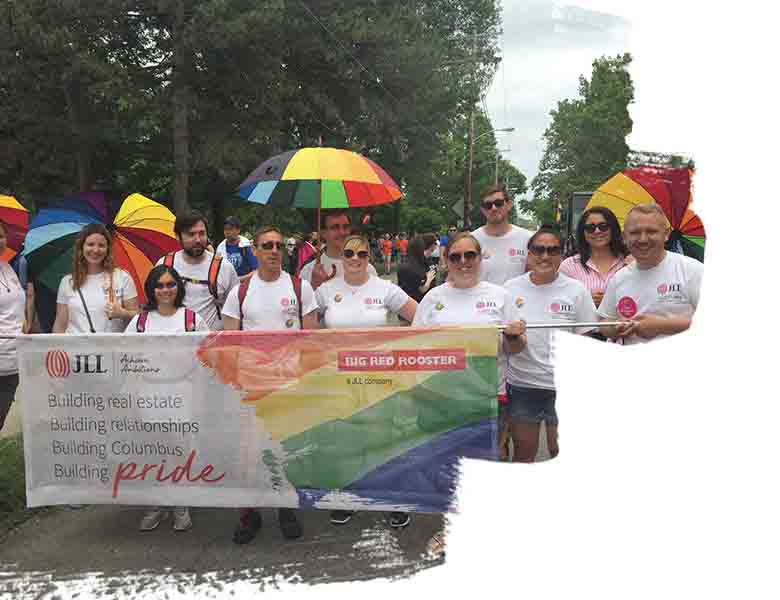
[0,433,50,537]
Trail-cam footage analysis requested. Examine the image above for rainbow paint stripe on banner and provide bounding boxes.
[198,326,499,512]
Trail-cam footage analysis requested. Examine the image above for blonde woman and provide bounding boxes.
[53,223,139,334]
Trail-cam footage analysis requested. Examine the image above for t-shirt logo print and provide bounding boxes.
[550,302,574,315]
[364,298,383,306]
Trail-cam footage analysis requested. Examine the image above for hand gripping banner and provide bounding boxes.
[19,327,499,512]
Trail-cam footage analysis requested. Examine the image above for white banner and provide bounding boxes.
[20,333,297,508]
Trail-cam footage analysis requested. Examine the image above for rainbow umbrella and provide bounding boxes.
[0,195,30,263]
[24,192,179,330]
[587,167,705,261]
[237,147,403,208]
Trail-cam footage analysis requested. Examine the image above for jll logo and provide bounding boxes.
[45,351,107,378]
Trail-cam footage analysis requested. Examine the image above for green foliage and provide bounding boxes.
[0,434,50,536]
[525,53,634,224]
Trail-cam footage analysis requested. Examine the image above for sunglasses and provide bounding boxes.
[155,282,178,289]
[343,249,370,259]
[584,223,610,233]
[260,241,285,250]
[529,245,562,257]
[448,250,479,263]
[481,199,506,210]
[327,223,352,232]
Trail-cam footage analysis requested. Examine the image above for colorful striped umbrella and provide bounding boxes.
[24,193,179,330]
[0,195,30,263]
[587,167,705,261]
[237,147,403,208]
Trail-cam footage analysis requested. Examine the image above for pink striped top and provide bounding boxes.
[559,254,629,293]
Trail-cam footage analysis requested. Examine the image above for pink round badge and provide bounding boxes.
[617,296,638,319]
[657,283,668,295]
[550,302,561,313]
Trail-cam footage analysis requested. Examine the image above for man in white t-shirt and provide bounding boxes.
[598,203,703,344]
[156,211,239,330]
[299,210,377,289]
[222,226,318,545]
[471,185,533,285]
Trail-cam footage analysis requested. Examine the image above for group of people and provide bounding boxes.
[0,182,703,560]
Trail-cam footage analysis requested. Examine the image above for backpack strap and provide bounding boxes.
[163,252,176,268]
[237,277,251,330]
[292,275,303,326]
[184,308,197,332]
[207,254,223,298]
[136,311,150,333]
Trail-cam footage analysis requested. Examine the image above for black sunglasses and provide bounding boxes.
[448,250,479,263]
[481,199,506,210]
[529,245,562,257]
[584,223,610,233]
[343,249,370,259]
[155,281,177,289]
[260,241,284,250]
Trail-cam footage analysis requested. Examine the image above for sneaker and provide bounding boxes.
[233,509,262,544]
[330,510,354,525]
[172,508,192,531]
[139,509,167,531]
[387,511,411,529]
[426,532,446,560]
[278,508,302,540]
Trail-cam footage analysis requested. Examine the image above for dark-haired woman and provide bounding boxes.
[504,228,597,463]
[396,234,437,323]
[52,224,139,334]
[0,220,26,432]
[559,206,631,309]
[125,265,209,532]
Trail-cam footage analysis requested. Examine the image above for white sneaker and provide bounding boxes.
[139,509,167,531]
[172,508,192,531]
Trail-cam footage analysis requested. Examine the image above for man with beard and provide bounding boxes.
[222,226,319,544]
[157,211,239,330]
[471,185,533,286]
[299,210,377,289]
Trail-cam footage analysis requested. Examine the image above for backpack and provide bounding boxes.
[136,308,197,333]
[163,251,224,316]
[237,275,303,330]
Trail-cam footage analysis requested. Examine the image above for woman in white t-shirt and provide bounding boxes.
[52,224,139,334]
[412,232,526,559]
[125,265,209,532]
[0,220,27,432]
[316,235,417,529]
[504,228,597,463]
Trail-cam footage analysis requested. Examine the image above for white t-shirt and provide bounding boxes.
[598,251,703,346]
[413,281,511,327]
[155,251,239,330]
[222,271,318,331]
[0,263,25,375]
[504,273,597,390]
[57,269,138,334]
[472,225,533,285]
[316,275,410,329]
[299,251,378,285]
[125,307,210,334]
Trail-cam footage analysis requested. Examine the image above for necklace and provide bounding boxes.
[0,266,11,293]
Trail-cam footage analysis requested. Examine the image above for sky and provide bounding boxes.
[485,0,631,195]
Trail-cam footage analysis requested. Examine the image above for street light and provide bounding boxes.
[465,126,514,229]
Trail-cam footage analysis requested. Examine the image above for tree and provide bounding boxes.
[524,53,634,223]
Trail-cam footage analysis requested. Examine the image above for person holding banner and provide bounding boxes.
[412,232,527,558]
[598,203,703,344]
[503,227,598,463]
[124,264,209,531]
[222,225,319,544]
[315,234,418,528]
[52,224,139,334]
[0,220,26,432]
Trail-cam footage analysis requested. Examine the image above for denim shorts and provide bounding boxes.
[504,383,558,425]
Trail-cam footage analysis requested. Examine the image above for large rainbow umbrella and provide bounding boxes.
[587,167,705,261]
[237,147,403,208]
[24,192,179,330]
[0,195,29,263]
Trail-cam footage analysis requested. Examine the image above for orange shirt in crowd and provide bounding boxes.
[382,240,393,255]
[398,239,409,253]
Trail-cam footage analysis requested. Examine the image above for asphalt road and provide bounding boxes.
[0,505,445,597]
